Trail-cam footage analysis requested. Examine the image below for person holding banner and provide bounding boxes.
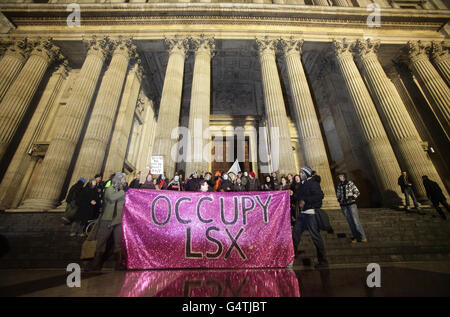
[292,166,329,269]
[91,172,128,271]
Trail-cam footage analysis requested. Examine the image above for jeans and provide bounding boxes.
[404,187,419,208]
[95,220,122,254]
[432,199,450,219]
[341,203,366,240]
[292,213,328,264]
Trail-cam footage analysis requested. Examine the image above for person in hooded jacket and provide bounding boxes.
[218,173,233,192]
[90,172,128,271]
[167,175,182,191]
[71,179,99,237]
[62,177,86,225]
[263,175,275,191]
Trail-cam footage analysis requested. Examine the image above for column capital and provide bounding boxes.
[331,39,353,58]
[256,36,278,57]
[190,34,215,57]
[3,37,30,60]
[280,37,304,57]
[405,40,430,64]
[430,41,449,63]
[29,38,61,63]
[164,35,189,57]
[353,38,380,59]
[111,36,137,60]
[82,35,112,61]
[53,59,71,79]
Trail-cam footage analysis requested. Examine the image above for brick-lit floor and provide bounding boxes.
[0,262,449,297]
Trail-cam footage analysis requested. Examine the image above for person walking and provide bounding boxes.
[292,166,328,269]
[422,175,449,220]
[90,172,128,271]
[398,171,420,212]
[336,173,367,243]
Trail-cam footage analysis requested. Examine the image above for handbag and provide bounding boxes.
[80,214,101,260]
[80,239,97,260]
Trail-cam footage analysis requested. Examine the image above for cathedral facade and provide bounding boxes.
[0,0,448,209]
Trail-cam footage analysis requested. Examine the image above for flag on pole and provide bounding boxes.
[227,158,241,175]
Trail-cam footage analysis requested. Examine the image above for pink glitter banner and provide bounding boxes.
[122,189,294,269]
[119,269,300,297]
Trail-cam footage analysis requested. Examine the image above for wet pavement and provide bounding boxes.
[0,262,449,297]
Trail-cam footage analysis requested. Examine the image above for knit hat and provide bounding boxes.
[249,171,256,178]
[79,177,86,183]
[300,166,313,178]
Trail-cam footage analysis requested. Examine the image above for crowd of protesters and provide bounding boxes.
[61,166,449,271]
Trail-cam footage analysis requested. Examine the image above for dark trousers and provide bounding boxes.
[292,213,328,264]
[96,220,122,254]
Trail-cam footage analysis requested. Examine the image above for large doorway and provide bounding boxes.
[211,136,251,173]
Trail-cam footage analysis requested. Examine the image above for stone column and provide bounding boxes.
[0,38,29,102]
[430,41,450,86]
[406,41,450,139]
[136,97,157,174]
[354,39,448,201]
[185,35,215,177]
[0,38,61,161]
[332,39,403,206]
[152,36,189,179]
[256,37,297,175]
[19,36,111,210]
[280,37,339,208]
[0,61,70,209]
[334,0,350,6]
[69,37,137,186]
[313,0,330,5]
[103,63,143,178]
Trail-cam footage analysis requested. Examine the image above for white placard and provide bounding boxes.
[150,156,164,175]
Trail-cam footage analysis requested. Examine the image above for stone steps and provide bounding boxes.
[0,208,449,269]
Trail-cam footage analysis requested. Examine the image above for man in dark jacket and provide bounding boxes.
[422,175,449,220]
[218,174,233,192]
[292,166,328,269]
[398,171,420,211]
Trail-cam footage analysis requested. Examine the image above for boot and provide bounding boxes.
[90,252,104,272]
[114,252,126,271]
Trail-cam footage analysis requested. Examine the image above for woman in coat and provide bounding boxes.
[71,179,99,237]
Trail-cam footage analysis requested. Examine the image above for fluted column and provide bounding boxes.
[0,38,29,102]
[313,0,330,5]
[152,36,189,178]
[103,63,143,178]
[406,41,450,139]
[185,35,215,177]
[0,38,61,161]
[332,39,403,206]
[430,41,450,87]
[280,37,338,208]
[0,61,70,209]
[256,37,296,175]
[69,37,137,186]
[334,0,350,6]
[19,36,111,210]
[136,96,157,174]
[354,39,448,201]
